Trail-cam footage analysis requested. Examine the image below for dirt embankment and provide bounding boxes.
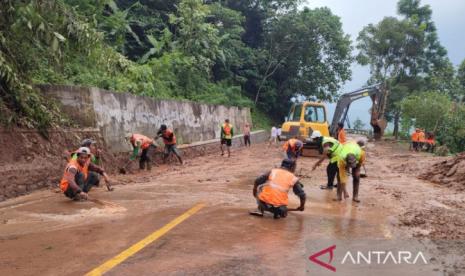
[419,152,465,191]
[0,128,123,201]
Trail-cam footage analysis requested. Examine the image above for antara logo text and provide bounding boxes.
[309,245,428,272]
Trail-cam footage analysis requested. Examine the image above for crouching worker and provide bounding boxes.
[250,159,306,219]
[60,147,111,200]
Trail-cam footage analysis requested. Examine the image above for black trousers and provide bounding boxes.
[327,161,338,187]
[352,167,360,199]
[139,146,153,170]
[244,135,251,146]
[258,200,287,218]
[64,171,100,199]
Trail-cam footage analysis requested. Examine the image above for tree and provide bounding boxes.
[356,0,451,139]
[457,59,465,102]
[353,118,366,130]
[400,92,450,132]
[254,7,352,120]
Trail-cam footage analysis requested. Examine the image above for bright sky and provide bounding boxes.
[302,0,465,127]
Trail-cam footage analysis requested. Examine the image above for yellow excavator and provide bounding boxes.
[280,83,389,156]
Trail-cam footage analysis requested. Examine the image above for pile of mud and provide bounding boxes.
[419,152,465,191]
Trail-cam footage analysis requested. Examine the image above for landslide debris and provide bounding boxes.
[419,152,465,191]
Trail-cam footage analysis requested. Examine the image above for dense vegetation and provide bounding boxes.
[356,0,465,152]
[0,0,351,131]
[1,0,464,152]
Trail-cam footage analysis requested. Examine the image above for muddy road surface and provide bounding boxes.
[1,139,464,275]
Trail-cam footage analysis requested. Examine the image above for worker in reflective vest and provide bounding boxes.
[60,147,111,200]
[336,122,347,143]
[311,131,343,190]
[157,124,183,164]
[335,141,366,202]
[425,132,436,153]
[282,138,303,160]
[251,159,306,219]
[220,119,234,157]
[126,133,156,171]
[411,128,421,151]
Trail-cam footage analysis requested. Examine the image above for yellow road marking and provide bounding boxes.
[85,203,206,276]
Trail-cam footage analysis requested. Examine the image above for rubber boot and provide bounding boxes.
[146,162,152,171]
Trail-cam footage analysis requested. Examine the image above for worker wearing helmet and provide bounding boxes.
[68,138,113,191]
[68,138,101,165]
[311,130,343,190]
[335,141,366,202]
[60,147,112,200]
[250,159,306,219]
[282,137,303,160]
[156,124,183,164]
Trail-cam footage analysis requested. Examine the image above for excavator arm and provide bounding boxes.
[330,83,389,140]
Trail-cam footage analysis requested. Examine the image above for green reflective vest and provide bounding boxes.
[322,136,342,163]
[338,141,362,163]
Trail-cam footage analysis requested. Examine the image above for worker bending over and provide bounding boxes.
[251,159,306,219]
[60,147,111,200]
[126,133,156,171]
[335,142,366,202]
[157,125,183,164]
[282,137,303,160]
[311,131,343,190]
[220,119,234,157]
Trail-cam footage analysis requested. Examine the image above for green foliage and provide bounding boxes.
[2,0,352,131]
[400,92,450,131]
[356,0,453,138]
[437,104,465,153]
[352,118,366,130]
[251,108,273,131]
[400,92,465,153]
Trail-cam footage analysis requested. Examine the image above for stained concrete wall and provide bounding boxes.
[38,85,252,152]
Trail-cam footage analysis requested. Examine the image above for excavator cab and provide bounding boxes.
[280,102,330,156]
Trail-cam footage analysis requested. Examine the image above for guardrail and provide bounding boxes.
[345,129,372,136]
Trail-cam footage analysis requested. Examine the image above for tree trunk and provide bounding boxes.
[393,112,400,140]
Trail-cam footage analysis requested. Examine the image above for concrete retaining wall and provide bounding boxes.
[38,85,252,153]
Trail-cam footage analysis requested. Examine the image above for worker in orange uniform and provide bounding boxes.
[126,133,156,171]
[425,132,436,153]
[411,128,421,151]
[336,122,346,143]
[157,124,183,164]
[60,147,112,200]
[250,159,306,219]
[282,137,303,160]
[418,129,426,150]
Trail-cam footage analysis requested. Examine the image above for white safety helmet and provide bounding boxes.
[310,130,322,139]
[76,147,91,156]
